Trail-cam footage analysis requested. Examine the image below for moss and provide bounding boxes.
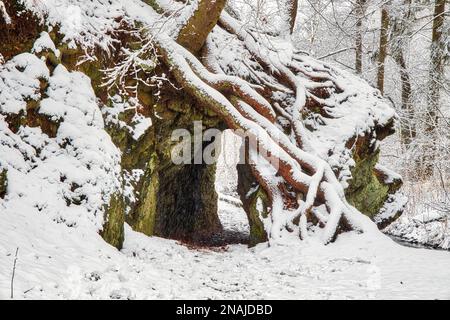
[138,90,154,107]
[345,146,391,219]
[123,129,156,169]
[167,99,189,113]
[346,174,390,219]
[101,193,125,249]
[105,123,130,153]
[128,152,159,236]
[0,169,7,199]
[237,163,269,246]
[195,161,222,235]
[246,187,269,247]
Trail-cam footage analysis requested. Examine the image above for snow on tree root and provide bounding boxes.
[150,32,377,244]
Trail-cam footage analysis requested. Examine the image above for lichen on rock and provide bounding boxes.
[101,193,125,249]
[343,125,402,225]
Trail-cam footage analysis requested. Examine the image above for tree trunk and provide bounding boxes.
[177,0,228,54]
[394,50,415,146]
[389,0,415,147]
[289,0,298,34]
[422,0,446,175]
[355,0,366,74]
[377,6,390,94]
[426,0,446,132]
[276,0,298,35]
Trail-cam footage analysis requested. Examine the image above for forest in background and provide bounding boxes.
[287,0,449,239]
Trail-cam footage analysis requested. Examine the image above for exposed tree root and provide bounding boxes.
[151,31,374,244]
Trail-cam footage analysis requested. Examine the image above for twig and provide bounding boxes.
[10,247,19,299]
[318,47,355,60]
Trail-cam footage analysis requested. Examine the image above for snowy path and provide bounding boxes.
[0,197,449,300]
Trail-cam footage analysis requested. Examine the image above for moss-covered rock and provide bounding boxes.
[237,163,269,246]
[101,193,125,249]
[344,131,402,223]
[2,2,402,248]
[345,150,389,219]
[126,151,159,236]
[103,75,224,245]
[246,187,269,247]
[155,161,222,241]
[1,3,225,249]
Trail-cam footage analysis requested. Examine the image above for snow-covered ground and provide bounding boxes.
[383,195,450,250]
[380,136,450,250]
[0,115,449,300]
[0,142,449,300]
[0,195,449,300]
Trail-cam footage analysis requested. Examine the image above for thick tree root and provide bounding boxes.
[151,32,374,244]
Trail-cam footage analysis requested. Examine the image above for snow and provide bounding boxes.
[375,192,408,225]
[1,196,449,299]
[18,0,196,51]
[1,109,448,299]
[0,47,122,232]
[1,128,449,298]
[0,53,49,114]
[0,1,11,25]
[20,0,127,50]
[375,163,403,184]
[32,32,61,58]
[412,211,445,224]
[385,208,450,250]
[379,136,450,250]
[102,95,152,141]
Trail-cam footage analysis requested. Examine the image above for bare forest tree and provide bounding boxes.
[423,0,447,174]
[355,0,367,74]
[376,4,390,94]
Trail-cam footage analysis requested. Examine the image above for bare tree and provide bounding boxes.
[389,0,415,146]
[177,0,228,54]
[377,4,390,94]
[355,0,366,74]
[420,0,447,175]
[426,0,446,133]
[289,0,299,34]
[276,0,299,35]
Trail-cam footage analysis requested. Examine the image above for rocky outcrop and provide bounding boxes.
[237,163,269,246]
[1,2,225,249]
[107,87,224,244]
[344,122,402,224]
[0,1,404,249]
